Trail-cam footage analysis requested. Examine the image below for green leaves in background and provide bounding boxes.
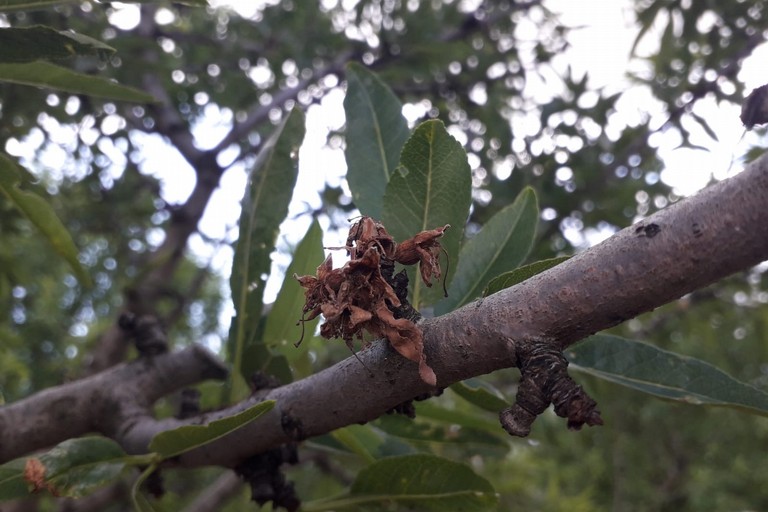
[0,0,207,10]
[450,378,509,413]
[0,437,129,500]
[0,61,154,103]
[435,187,538,315]
[305,454,498,511]
[382,120,472,308]
[0,154,91,287]
[482,256,570,297]
[0,26,115,63]
[568,334,768,416]
[228,108,304,399]
[149,401,275,459]
[263,220,325,376]
[344,62,410,219]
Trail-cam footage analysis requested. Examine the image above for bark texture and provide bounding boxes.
[2,152,768,468]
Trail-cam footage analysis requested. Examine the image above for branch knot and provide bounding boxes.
[499,342,603,437]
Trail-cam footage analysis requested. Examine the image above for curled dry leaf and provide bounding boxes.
[294,217,448,386]
[394,224,450,291]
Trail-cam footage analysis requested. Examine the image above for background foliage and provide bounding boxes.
[1,0,768,510]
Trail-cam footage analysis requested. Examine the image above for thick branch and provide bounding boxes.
[0,346,227,463]
[116,152,768,466]
[5,152,768,467]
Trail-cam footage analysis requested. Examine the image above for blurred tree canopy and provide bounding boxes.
[1,0,768,511]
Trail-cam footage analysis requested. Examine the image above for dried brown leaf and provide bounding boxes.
[295,217,443,385]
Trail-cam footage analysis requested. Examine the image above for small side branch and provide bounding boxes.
[499,342,602,437]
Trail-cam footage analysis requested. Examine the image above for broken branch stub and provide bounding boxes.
[499,343,603,437]
[294,217,450,386]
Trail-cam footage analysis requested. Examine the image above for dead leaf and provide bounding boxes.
[295,217,447,386]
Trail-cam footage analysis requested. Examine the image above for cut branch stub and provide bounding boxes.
[294,217,449,386]
[499,343,603,437]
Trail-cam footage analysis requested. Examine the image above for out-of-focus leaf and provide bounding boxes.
[435,187,538,314]
[450,378,509,412]
[330,425,382,464]
[375,414,507,447]
[228,108,304,400]
[0,26,114,63]
[0,0,207,10]
[382,120,472,308]
[414,401,502,435]
[0,62,154,102]
[344,63,410,219]
[0,437,127,500]
[303,454,498,511]
[0,154,91,287]
[0,459,31,500]
[263,220,324,372]
[149,400,275,459]
[567,334,768,415]
[482,256,570,297]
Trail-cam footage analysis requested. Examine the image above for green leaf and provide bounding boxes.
[482,256,570,297]
[0,437,128,500]
[0,459,31,500]
[567,334,768,416]
[344,63,410,219]
[304,454,498,511]
[435,187,538,314]
[131,464,160,512]
[450,378,509,413]
[382,120,472,308]
[0,154,92,288]
[0,26,115,63]
[149,400,275,459]
[414,401,503,435]
[330,425,383,464]
[0,0,207,10]
[375,414,507,447]
[0,61,154,103]
[228,108,304,400]
[263,220,324,370]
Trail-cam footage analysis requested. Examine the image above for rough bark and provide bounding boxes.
[2,151,767,468]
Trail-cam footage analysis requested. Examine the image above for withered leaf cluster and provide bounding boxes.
[295,217,449,386]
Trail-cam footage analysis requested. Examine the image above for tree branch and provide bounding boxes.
[5,151,767,469]
[0,346,227,463]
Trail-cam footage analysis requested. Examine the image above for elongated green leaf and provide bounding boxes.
[0,0,207,10]
[228,108,304,399]
[149,401,275,459]
[0,61,154,102]
[0,154,91,287]
[482,256,570,297]
[414,401,502,435]
[567,334,768,415]
[330,425,383,464]
[0,437,128,500]
[0,459,31,500]
[0,26,114,63]
[375,414,506,447]
[304,454,497,511]
[450,378,509,413]
[0,0,74,10]
[263,220,324,369]
[344,63,410,219]
[435,187,538,314]
[131,464,160,512]
[382,120,472,308]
